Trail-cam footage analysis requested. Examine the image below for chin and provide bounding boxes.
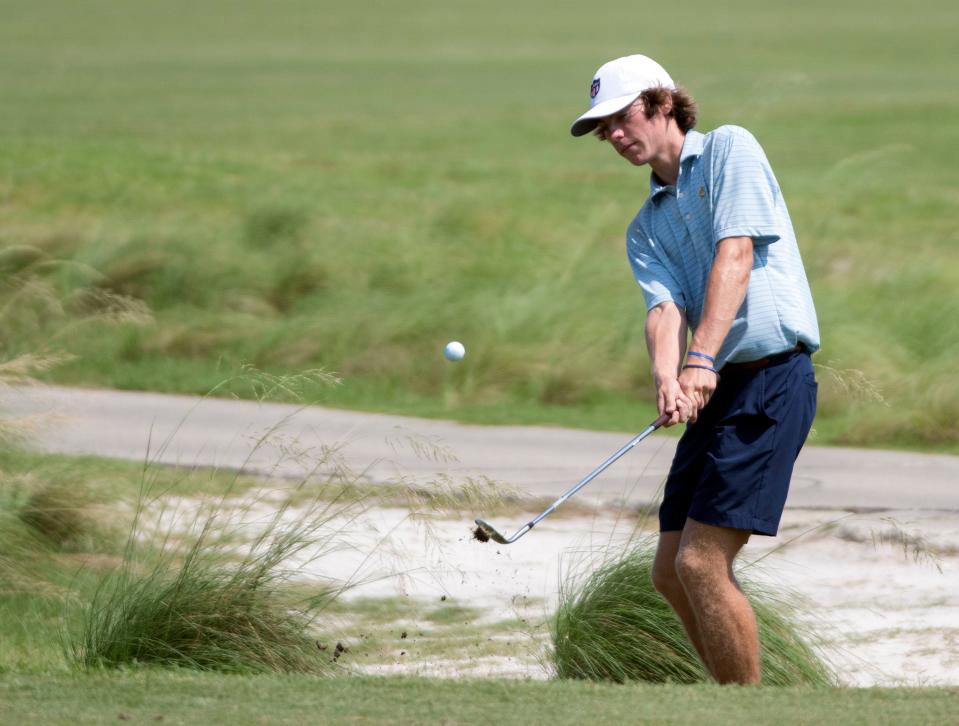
[619,147,647,166]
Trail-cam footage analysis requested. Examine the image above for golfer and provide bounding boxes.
[571,55,820,685]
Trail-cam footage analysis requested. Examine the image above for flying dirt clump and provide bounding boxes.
[472,525,490,543]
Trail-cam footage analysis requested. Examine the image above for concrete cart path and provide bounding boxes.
[2,384,957,511]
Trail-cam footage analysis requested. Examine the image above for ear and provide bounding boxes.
[659,93,674,117]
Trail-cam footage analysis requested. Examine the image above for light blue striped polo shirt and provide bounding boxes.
[626,125,820,368]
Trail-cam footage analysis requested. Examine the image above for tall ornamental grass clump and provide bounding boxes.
[552,540,836,686]
[67,417,366,675]
[73,551,327,674]
[70,485,357,674]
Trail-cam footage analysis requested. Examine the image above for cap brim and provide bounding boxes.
[570,92,641,137]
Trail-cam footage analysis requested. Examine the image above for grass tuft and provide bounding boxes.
[17,479,103,551]
[68,479,359,674]
[63,367,371,675]
[72,563,330,674]
[551,538,836,686]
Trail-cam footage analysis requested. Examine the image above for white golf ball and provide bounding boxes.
[444,341,466,362]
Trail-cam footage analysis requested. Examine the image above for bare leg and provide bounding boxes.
[675,518,760,685]
[651,531,711,670]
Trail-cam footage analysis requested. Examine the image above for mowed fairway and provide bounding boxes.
[2,674,958,725]
[1,1,957,450]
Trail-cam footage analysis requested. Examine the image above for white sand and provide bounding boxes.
[288,505,959,686]
[144,498,958,686]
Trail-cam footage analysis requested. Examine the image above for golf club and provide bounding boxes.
[473,414,669,544]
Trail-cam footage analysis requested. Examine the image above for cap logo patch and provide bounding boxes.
[590,78,601,99]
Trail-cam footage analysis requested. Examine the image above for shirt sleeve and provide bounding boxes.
[626,226,687,312]
[708,127,782,246]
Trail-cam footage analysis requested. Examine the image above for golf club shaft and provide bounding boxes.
[526,415,667,529]
[488,414,668,543]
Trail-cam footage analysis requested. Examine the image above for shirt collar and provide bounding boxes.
[680,129,706,164]
[649,130,706,202]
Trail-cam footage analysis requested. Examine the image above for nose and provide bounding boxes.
[607,124,626,141]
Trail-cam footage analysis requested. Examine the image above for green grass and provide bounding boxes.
[1,448,955,720]
[0,486,109,675]
[0,448,267,507]
[1,672,957,725]
[64,427,384,675]
[1,0,957,451]
[0,446,537,677]
[0,445,356,676]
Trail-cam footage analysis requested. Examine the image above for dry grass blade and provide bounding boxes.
[868,517,944,573]
[236,363,341,402]
[814,363,887,405]
[385,429,460,465]
[0,353,72,388]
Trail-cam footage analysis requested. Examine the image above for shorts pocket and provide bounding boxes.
[715,371,775,446]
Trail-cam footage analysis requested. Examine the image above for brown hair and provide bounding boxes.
[593,86,698,140]
[641,86,698,132]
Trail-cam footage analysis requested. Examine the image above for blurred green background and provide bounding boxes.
[1,0,957,450]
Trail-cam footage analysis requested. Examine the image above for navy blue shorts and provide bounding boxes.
[659,349,817,537]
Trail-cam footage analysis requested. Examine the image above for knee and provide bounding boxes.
[674,547,719,588]
[650,559,683,598]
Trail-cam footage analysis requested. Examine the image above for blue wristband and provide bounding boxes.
[687,351,715,363]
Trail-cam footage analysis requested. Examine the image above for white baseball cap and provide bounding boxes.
[570,54,675,137]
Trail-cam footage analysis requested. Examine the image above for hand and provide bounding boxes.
[656,377,696,427]
[678,365,719,422]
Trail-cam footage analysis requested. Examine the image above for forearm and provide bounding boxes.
[645,301,688,385]
[688,236,753,359]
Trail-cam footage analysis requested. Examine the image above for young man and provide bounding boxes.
[570,55,820,685]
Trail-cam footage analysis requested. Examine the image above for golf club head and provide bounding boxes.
[473,518,509,545]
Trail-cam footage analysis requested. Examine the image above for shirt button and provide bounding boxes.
[685,213,691,220]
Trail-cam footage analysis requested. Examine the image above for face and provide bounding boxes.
[594,98,671,166]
